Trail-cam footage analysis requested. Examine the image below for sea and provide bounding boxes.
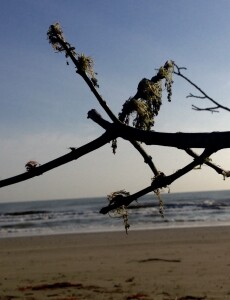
[1,190,230,238]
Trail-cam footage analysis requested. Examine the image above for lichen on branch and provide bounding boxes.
[118,60,174,130]
[47,23,98,87]
[107,190,130,233]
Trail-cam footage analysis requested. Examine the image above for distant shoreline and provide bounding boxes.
[1,222,230,240]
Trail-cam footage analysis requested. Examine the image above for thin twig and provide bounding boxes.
[174,64,230,113]
[192,105,220,113]
[184,148,230,177]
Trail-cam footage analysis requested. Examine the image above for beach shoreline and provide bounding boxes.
[1,190,230,239]
[2,221,230,240]
[1,226,230,299]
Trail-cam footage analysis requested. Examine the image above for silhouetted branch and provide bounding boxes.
[120,128,230,149]
[87,109,160,175]
[184,148,230,178]
[100,148,216,214]
[130,140,159,176]
[2,104,227,190]
[49,24,161,177]
[191,105,220,113]
[88,109,230,149]
[187,93,206,99]
[0,132,113,188]
[47,24,119,123]
[174,64,230,113]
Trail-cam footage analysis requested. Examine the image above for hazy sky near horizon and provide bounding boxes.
[1,0,230,202]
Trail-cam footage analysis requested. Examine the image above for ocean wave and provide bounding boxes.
[1,190,230,237]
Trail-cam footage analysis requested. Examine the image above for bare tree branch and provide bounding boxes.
[48,24,161,177]
[187,93,206,99]
[174,64,230,113]
[87,110,159,176]
[0,132,113,188]
[100,147,216,214]
[130,141,159,176]
[191,104,220,113]
[119,127,230,149]
[184,148,230,178]
[47,24,119,124]
[2,103,227,190]
[88,109,230,149]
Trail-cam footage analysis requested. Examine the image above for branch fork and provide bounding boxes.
[1,23,230,232]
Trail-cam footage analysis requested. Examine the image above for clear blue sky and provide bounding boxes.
[1,0,230,202]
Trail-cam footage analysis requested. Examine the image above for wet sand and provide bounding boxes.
[0,226,230,299]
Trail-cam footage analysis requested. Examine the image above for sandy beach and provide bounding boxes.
[0,227,230,300]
